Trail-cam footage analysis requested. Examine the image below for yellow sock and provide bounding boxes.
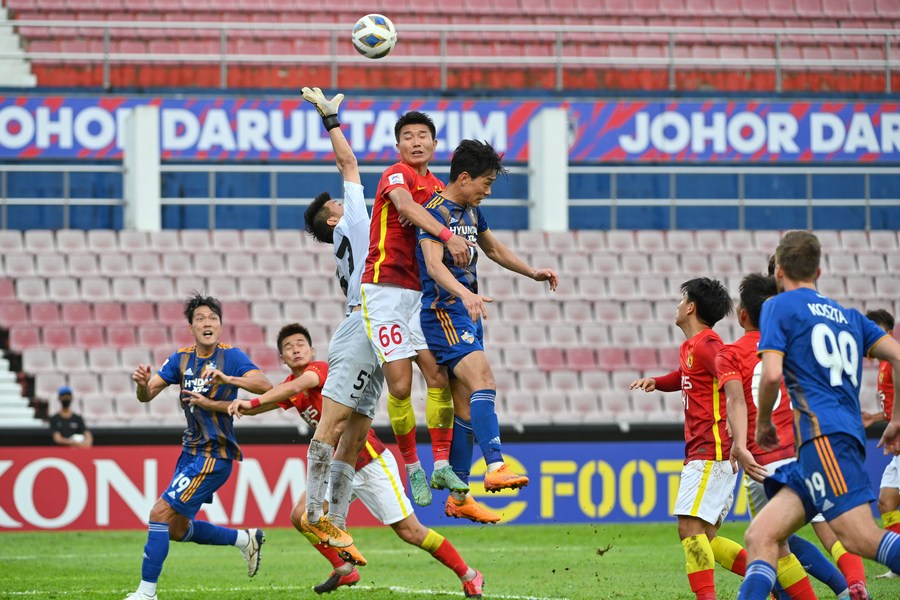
[388,393,416,437]
[426,387,454,430]
[421,529,444,553]
[710,535,747,575]
[682,534,715,596]
[883,510,900,528]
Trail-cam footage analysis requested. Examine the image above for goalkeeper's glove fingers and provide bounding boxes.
[301,86,345,118]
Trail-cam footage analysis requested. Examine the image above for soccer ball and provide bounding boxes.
[351,14,397,59]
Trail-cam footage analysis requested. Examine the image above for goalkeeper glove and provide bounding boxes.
[301,86,345,131]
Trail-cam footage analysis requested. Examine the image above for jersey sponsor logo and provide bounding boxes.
[388,173,404,186]
[806,302,848,324]
[461,330,475,344]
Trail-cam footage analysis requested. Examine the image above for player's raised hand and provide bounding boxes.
[533,268,559,291]
[629,377,656,392]
[301,86,344,118]
[132,364,152,386]
[228,399,253,419]
[755,418,780,451]
[446,234,476,268]
[730,444,768,481]
[462,291,492,323]
[202,367,232,386]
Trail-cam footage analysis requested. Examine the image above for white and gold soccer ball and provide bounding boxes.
[351,14,397,59]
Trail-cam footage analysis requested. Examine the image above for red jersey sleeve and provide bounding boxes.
[378,162,416,202]
[715,346,742,386]
[655,370,681,392]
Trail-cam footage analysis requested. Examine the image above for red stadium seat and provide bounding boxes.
[74,324,106,349]
[596,347,627,370]
[535,348,566,371]
[0,302,28,328]
[107,325,137,348]
[29,302,60,325]
[10,325,42,351]
[43,324,73,349]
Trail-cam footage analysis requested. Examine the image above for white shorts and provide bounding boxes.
[333,447,414,525]
[321,311,384,420]
[745,456,825,523]
[360,283,427,363]
[674,459,737,527]
[880,455,900,490]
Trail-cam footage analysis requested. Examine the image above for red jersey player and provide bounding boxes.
[861,309,900,580]
[359,111,473,508]
[228,323,484,597]
[631,276,744,600]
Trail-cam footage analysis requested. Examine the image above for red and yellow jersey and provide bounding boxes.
[276,361,386,471]
[672,328,732,463]
[878,359,895,419]
[716,330,794,465]
[362,161,444,290]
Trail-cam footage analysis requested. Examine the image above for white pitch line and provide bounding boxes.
[3,585,567,600]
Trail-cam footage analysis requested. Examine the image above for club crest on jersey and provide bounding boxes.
[686,353,694,369]
[461,330,475,344]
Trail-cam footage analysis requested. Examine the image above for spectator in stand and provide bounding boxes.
[49,386,93,448]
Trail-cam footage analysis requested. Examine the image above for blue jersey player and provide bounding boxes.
[738,231,900,600]
[416,139,558,521]
[125,292,272,600]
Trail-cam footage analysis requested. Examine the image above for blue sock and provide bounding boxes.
[789,534,847,594]
[182,520,238,546]
[469,389,502,465]
[141,521,170,583]
[738,560,777,600]
[877,531,900,572]
[449,416,474,484]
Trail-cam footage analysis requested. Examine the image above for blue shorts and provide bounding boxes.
[420,304,484,371]
[764,433,876,522]
[162,451,233,519]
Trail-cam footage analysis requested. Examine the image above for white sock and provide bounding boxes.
[335,563,354,576]
[461,567,476,582]
[434,459,450,470]
[486,461,503,473]
[234,529,250,548]
[137,580,157,596]
[451,490,468,502]
[405,460,422,475]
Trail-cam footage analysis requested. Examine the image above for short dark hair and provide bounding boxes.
[304,191,335,244]
[739,273,777,328]
[448,139,508,183]
[767,254,776,276]
[680,277,734,327]
[866,309,895,332]
[184,292,222,324]
[277,322,312,353]
[394,110,436,142]
[775,230,821,282]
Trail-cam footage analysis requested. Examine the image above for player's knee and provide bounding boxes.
[392,518,426,546]
[387,382,413,402]
[743,519,775,550]
[290,503,305,531]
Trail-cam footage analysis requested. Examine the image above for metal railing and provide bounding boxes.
[2,163,897,231]
[2,21,898,92]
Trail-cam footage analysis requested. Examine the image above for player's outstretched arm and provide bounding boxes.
[301,86,360,185]
[204,368,272,395]
[421,239,490,323]
[755,351,783,450]
[389,187,473,267]
[477,229,558,291]
[230,371,323,417]
[133,364,167,402]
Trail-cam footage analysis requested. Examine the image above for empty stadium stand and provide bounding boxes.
[6,0,899,91]
[1,228,893,428]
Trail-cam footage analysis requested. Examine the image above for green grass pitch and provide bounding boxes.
[1,522,897,599]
